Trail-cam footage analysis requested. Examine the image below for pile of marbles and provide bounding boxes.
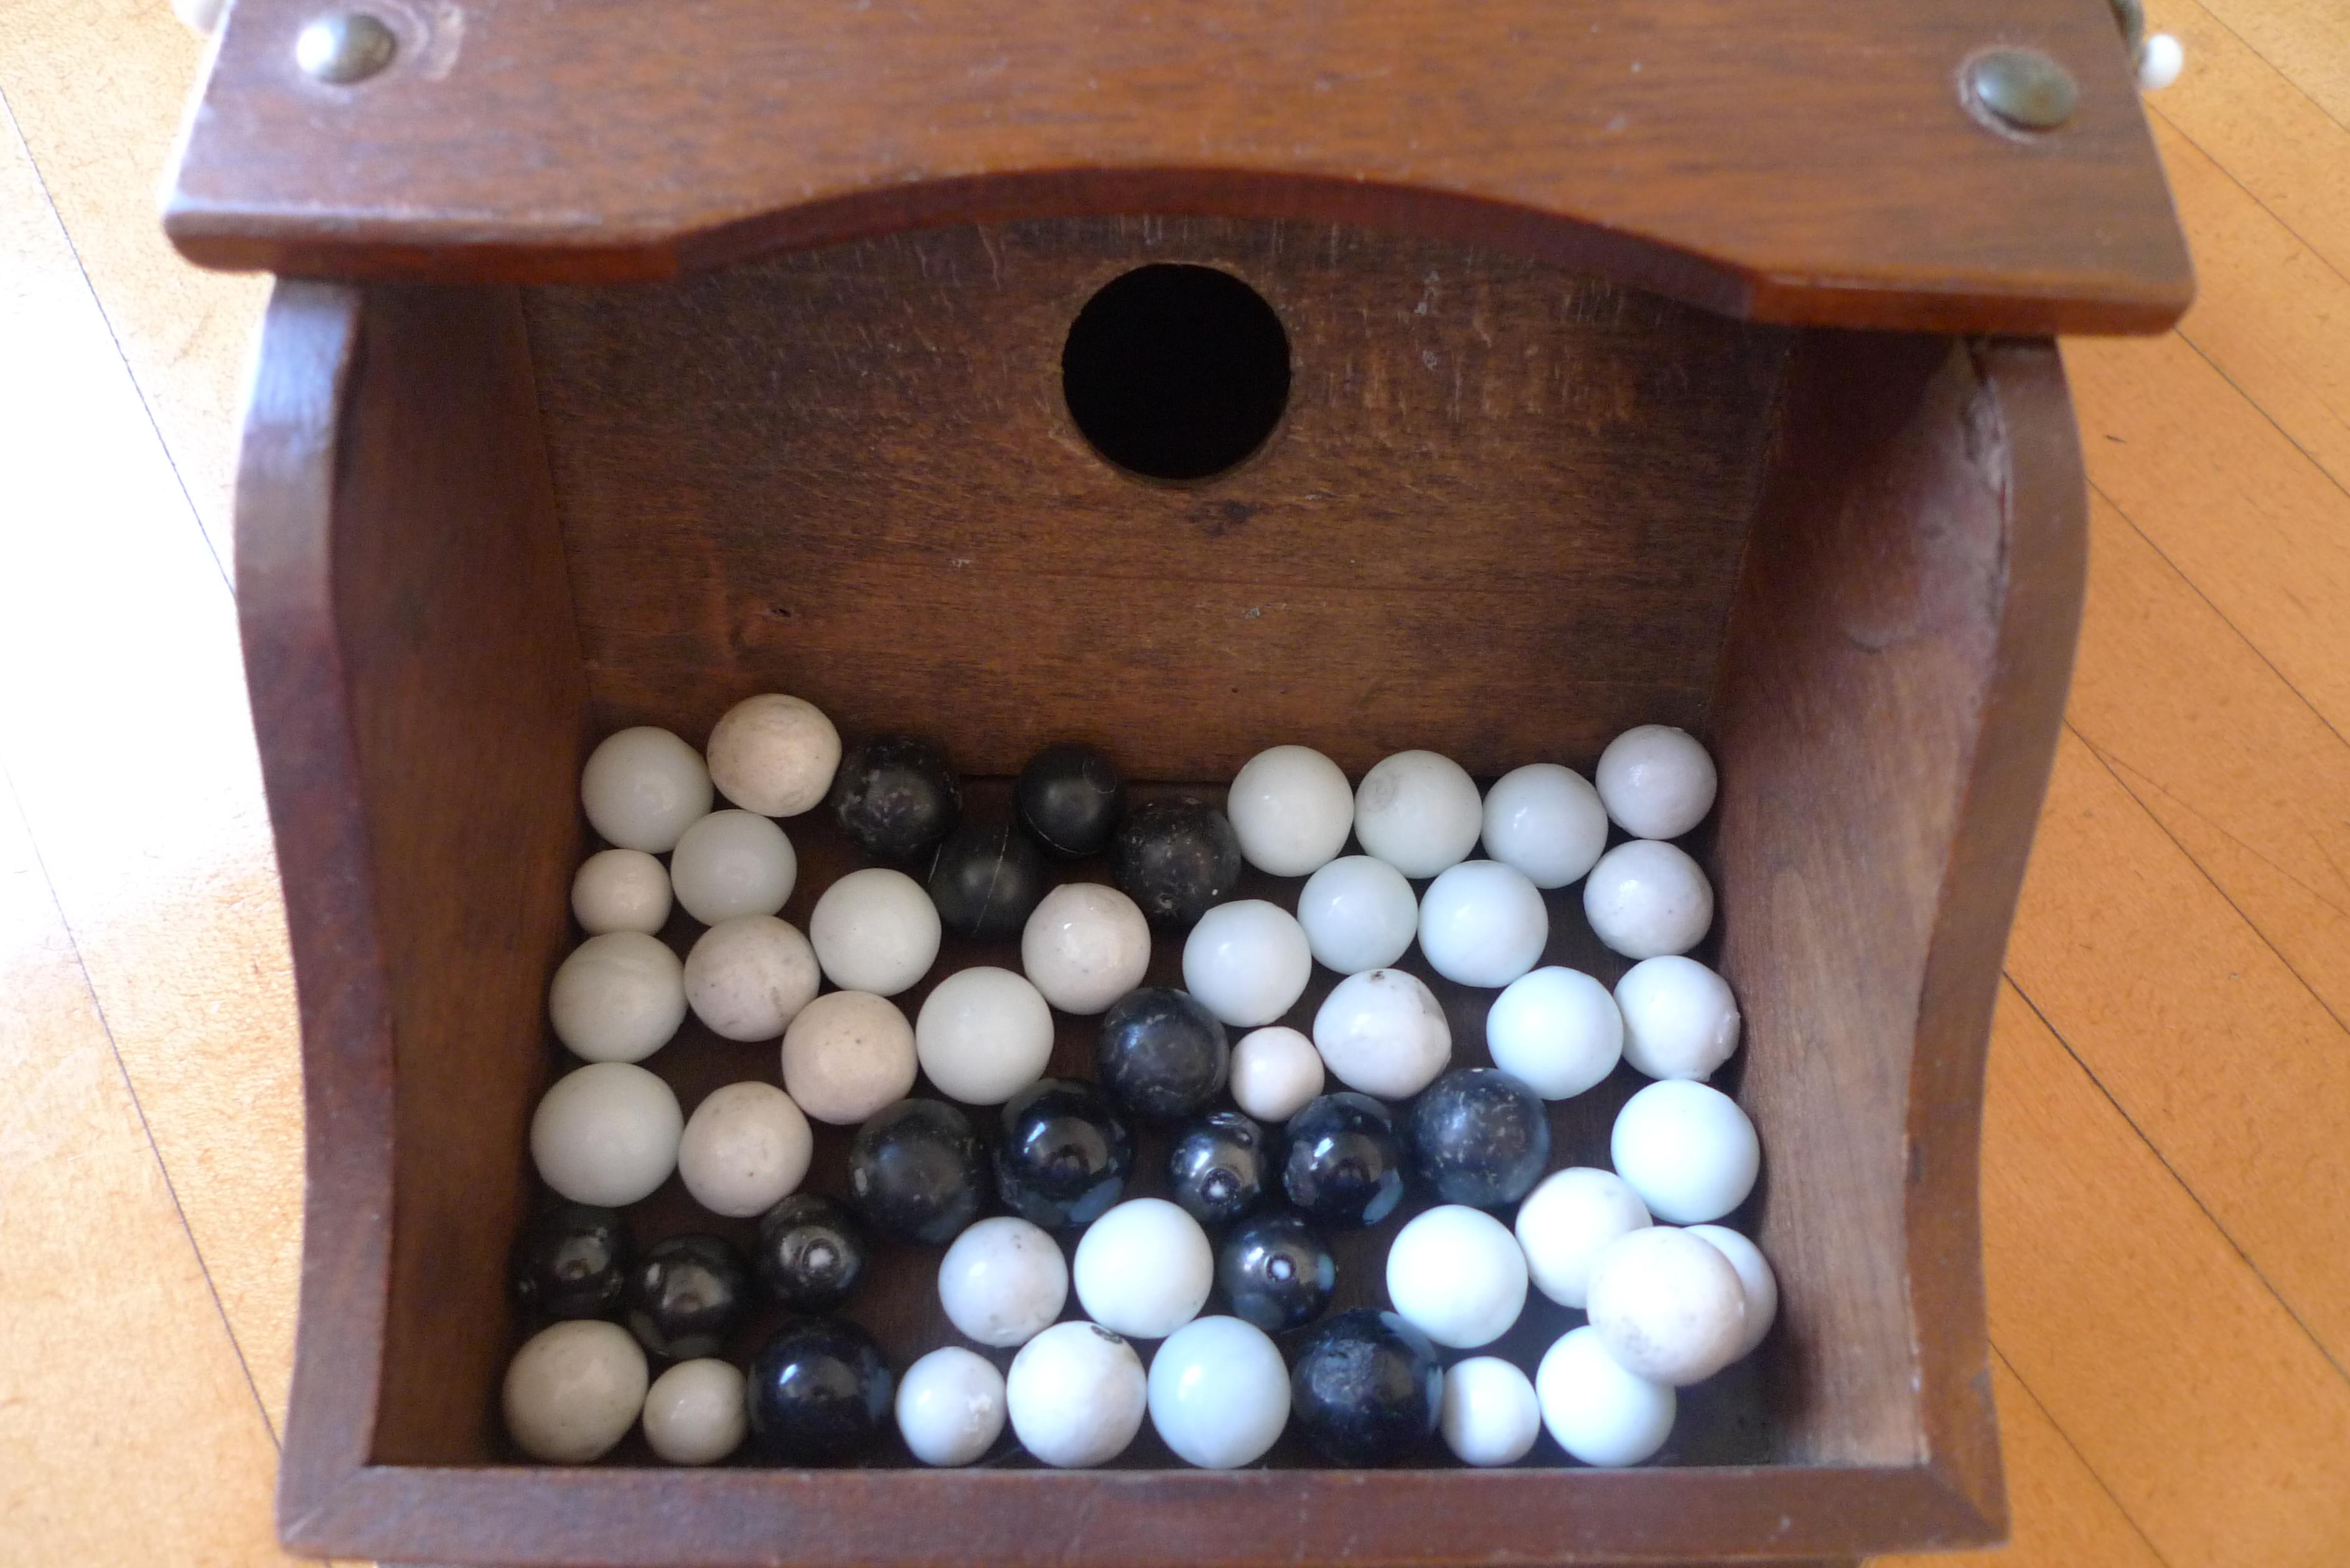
[503,694,1772,1473]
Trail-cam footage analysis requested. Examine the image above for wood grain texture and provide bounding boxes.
[2193,0,2350,124]
[163,0,2190,334]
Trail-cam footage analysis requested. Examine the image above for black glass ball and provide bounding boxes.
[830,735,962,862]
[1290,1309,1443,1466]
[847,1098,986,1245]
[1410,1067,1552,1209]
[746,1317,894,1464]
[1217,1210,1336,1333]
[510,1202,631,1321]
[624,1233,750,1361]
[1095,987,1230,1122]
[1281,1092,1411,1228]
[1108,796,1243,925]
[1015,742,1125,859]
[754,1193,867,1312]
[995,1078,1134,1230]
[924,816,1048,941]
[1166,1109,1272,1227]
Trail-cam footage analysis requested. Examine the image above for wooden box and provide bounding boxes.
[171,1,2191,1563]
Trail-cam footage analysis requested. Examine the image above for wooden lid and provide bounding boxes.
[166,0,2191,333]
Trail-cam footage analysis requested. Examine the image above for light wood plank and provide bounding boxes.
[2193,0,2350,129]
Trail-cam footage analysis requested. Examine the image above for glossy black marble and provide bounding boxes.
[1289,1309,1443,1465]
[1107,796,1242,925]
[509,1202,631,1321]
[752,1193,867,1312]
[846,1098,986,1245]
[1409,1067,1552,1209]
[1165,1109,1272,1227]
[829,735,962,862]
[1215,1210,1336,1333]
[1095,987,1229,1121]
[623,1233,749,1361]
[924,816,1047,941]
[1014,742,1125,859]
[1281,1092,1411,1228]
[746,1317,894,1464]
[994,1077,1134,1230]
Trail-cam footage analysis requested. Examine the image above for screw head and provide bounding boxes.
[1966,47,2078,132]
[296,12,396,84]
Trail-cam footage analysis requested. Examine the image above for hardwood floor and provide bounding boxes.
[1,1,2343,1562]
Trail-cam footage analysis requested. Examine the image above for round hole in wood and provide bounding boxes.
[1062,264,1291,482]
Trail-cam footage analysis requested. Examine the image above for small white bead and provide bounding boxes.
[1486,966,1622,1099]
[1417,860,1550,988]
[1439,1356,1541,1467]
[1147,1315,1291,1468]
[1228,745,1355,876]
[897,1346,1007,1467]
[1229,1026,1326,1122]
[939,1216,1070,1347]
[1295,855,1419,973]
[571,848,673,935]
[1020,883,1152,1015]
[1611,1080,1759,1225]
[780,991,918,1125]
[530,1061,683,1207]
[2138,32,2184,91]
[916,966,1055,1105]
[1514,1166,1651,1308]
[504,1319,649,1463]
[1353,750,1482,878]
[1687,1225,1779,1360]
[1183,900,1313,1027]
[1385,1205,1528,1349]
[706,693,840,818]
[1535,1325,1674,1468]
[683,915,820,1041]
[642,1357,747,1465]
[1007,1321,1148,1467]
[1072,1198,1213,1339]
[549,931,686,1063]
[581,727,712,853]
[809,867,941,996]
[1585,1225,1748,1386]
[670,810,798,925]
[1481,763,1608,889]
[677,1081,812,1218]
[1311,968,1452,1099]
[1595,725,1717,841]
[1614,956,1740,1081]
[1583,840,1714,959]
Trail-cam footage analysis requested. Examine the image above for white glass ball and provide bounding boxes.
[1228,745,1355,876]
[549,931,686,1064]
[1311,968,1451,1099]
[1385,1204,1528,1349]
[1582,840,1714,959]
[1353,750,1482,878]
[897,1346,1007,1467]
[1418,860,1550,989]
[642,1357,747,1465]
[683,915,820,1041]
[1514,1166,1652,1308]
[1439,1356,1541,1467]
[677,1081,812,1218]
[1020,883,1151,1015]
[1687,1225,1778,1360]
[938,1216,1070,1347]
[1147,1315,1291,1469]
[1535,1325,1675,1468]
[1611,1080,1759,1224]
[1295,855,1418,973]
[581,726,712,853]
[706,693,840,818]
[503,1318,649,1463]
[2138,31,2183,91]
[531,1062,683,1206]
[571,847,673,935]
[1481,763,1608,889]
[1072,1197,1213,1339]
[915,966,1055,1105]
[779,990,918,1124]
[670,810,797,925]
[1615,956,1740,1081]
[1585,1225,1748,1386]
[808,867,940,996]
[1183,900,1313,1027]
[1007,1321,1148,1467]
[1486,966,1621,1099]
[1229,1026,1326,1122]
[1595,725,1717,841]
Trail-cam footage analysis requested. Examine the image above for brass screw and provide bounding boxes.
[1965,47,2078,133]
[296,12,396,84]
